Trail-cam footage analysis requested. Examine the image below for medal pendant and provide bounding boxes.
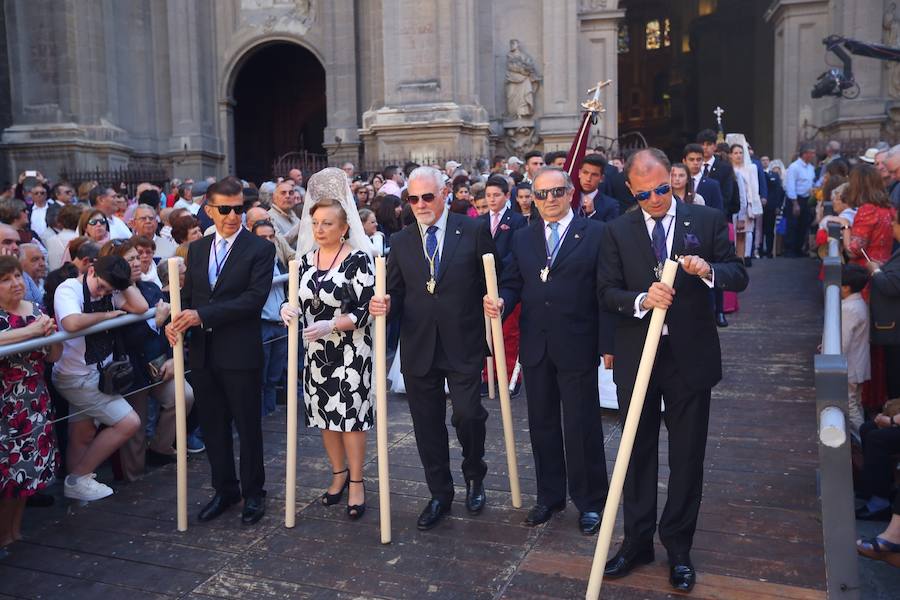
[426,278,436,294]
[312,297,321,310]
[540,267,549,282]
[653,263,663,281]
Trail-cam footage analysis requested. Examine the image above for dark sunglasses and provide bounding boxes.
[632,183,671,202]
[87,218,107,226]
[533,186,568,200]
[31,190,46,195]
[208,203,246,215]
[407,193,437,205]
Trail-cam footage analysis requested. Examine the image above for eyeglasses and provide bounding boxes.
[407,193,437,205]
[31,190,46,195]
[533,187,568,200]
[208,204,246,215]
[87,218,108,226]
[632,183,671,202]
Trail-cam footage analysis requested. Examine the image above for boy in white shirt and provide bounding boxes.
[839,264,870,437]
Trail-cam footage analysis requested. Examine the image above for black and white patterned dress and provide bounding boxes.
[300,249,375,432]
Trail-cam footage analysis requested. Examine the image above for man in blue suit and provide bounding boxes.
[484,167,611,536]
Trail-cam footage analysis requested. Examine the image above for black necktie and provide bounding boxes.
[652,217,667,263]
[702,164,710,178]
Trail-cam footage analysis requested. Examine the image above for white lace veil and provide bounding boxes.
[296,167,372,259]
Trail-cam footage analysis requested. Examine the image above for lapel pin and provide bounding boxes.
[574,233,581,239]
[455,229,461,235]
[684,221,690,227]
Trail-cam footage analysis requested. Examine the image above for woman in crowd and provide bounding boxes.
[370,172,384,195]
[842,164,896,270]
[280,167,375,521]
[728,139,763,267]
[510,182,536,223]
[171,214,203,259]
[77,209,109,245]
[358,208,385,257]
[670,162,704,205]
[374,194,402,246]
[47,204,84,271]
[449,180,473,216]
[0,256,61,556]
[867,208,900,404]
[819,183,855,231]
[132,236,162,287]
[355,184,371,208]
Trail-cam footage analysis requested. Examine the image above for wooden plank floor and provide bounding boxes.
[2,258,826,599]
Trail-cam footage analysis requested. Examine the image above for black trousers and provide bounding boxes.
[524,354,608,512]
[784,197,810,255]
[403,342,488,504]
[192,366,265,499]
[617,339,711,557]
[761,207,777,256]
[860,420,900,513]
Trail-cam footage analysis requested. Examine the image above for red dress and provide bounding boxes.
[0,305,58,498]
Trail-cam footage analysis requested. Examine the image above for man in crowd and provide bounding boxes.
[340,163,355,180]
[88,186,131,239]
[523,150,545,183]
[380,165,404,197]
[267,180,300,246]
[131,204,176,260]
[369,166,497,531]
[599,148,748,592]
[683,143,724,212]
[27,183,53,239]
[883,144,900,209]
[47,203,83,270]
[166,177,275,526]
[506,156,523,176]
[18,242,47,305]
[544,151,567,168]
[246,206,294,267]
[172,183,194,212]
[578,154,620,223]
[444,160,461,179]
[484,166,611,536]
[783,142,817,257]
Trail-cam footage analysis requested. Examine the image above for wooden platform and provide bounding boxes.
[1,258,827,599]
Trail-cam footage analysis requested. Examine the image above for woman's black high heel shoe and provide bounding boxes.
[321,469,349,506]
[347,479,366,520]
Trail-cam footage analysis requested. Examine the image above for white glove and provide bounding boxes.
[303,319,335,343]
[280,303,299,327]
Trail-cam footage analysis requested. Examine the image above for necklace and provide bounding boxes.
[417,225,439,294]
[311,243,345,310]
[540,220,572,282]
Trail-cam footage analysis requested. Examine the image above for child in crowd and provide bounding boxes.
[840,263,871,437]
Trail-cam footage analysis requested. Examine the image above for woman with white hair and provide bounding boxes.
[280,167,375,521]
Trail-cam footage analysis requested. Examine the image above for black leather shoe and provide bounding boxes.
[669,556,696,592]
[579,511,601,535]
[241,494,266,525]
[715,312,728,327]
[604,542,654,579]
[524,501,565,526]
[417,498,452,530]
[198,492,241,522]
[465,479,486,514]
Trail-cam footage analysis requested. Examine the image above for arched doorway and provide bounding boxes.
[232,42,326,184]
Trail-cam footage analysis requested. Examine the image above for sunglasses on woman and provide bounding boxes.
[208,204,247,215]
[533,186,568,200]
[632,183,671,202]
[87,218,107,226]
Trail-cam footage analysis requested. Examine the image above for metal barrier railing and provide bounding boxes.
[0,273,290,359]
[814,223,860,599]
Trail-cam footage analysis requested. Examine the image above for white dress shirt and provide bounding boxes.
[417,206,450,261]
[208,228,241,286]
[543,209,575,250]
[108,215,133,240]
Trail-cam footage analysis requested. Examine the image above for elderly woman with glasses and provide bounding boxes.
[77,209,109,244]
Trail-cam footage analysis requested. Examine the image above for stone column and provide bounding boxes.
[359,0,489,163]
[578,1,625,152]
[539,0,581,150]
[322,0,361,166]
[764,0,830,161]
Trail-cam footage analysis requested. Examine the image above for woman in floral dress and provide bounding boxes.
[0,255,61,553]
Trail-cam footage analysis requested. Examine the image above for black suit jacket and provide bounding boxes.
[602,165,635,216]
[499,216,614,370]
[707,157,736,215]
[182,229,276,370]
[387,212,498,377]
[479,208,527,265]
[696,177,723,212]
[584,192,620,223]
[598,202,748,392]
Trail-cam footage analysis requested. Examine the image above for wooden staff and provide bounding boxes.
[167,257,188,532]
[481,254,522,508]
[485,315,496,399]
[374,257,392,543]
[285,260,300,528]
[585,258,679,599]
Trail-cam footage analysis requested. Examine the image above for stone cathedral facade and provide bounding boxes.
[0,0,895,183]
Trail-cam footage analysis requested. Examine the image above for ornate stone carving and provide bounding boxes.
[504,124,540,155]
[579,0,609,12]
[241,0,316,34]
[505,39,541,119]
[883,2,900,99]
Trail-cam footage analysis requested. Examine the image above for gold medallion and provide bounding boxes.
[426,278,436,294]
[540,267,549,282]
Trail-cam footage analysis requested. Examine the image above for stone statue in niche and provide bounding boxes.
[505,39,541,119]
[883,2,900,98]
[505,126,541,156]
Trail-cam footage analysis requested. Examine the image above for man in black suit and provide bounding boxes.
[369,166,498,530]
[166,176,276,525]
[484,167,611,535]
[598,149,748,592]
[578,154,620,223]
[602,159,636,216]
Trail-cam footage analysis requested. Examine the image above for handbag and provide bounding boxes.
[82,277,135,395]
[146,354,168,382]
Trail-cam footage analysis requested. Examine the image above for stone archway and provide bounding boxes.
[230,41,326,184]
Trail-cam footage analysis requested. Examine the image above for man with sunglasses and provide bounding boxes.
[369,166,498,531]
[483,167,612,536]
[598,149,748,592]
[165,176,276,526]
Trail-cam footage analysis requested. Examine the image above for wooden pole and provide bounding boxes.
[481,254,522,508]
[585,258,679,599]
[285,259,300,528]
[167,257,188,532]
[485,316,496,400]
[374,257,392,544]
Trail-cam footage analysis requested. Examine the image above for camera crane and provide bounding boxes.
[811,34,900,99]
